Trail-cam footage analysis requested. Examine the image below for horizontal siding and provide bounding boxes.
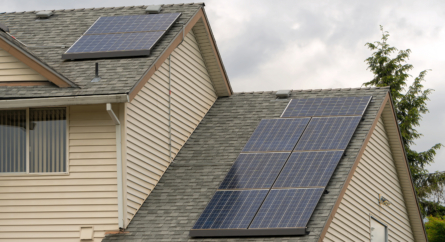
[0,104,119,241]
[324,117,414,242]
[125,29,217,225]
[0,48,47,82]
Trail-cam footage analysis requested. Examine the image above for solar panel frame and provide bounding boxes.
[242,118,310,152]
[62,13,181,60]
[85,13,181,34]
[294,116,362,151]
[273,151,344,188]
[249,188,324,229]
[281,96,372,118]
[219,153,290,189]
[192,190,269,229]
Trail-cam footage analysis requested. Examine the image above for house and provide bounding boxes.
[0,3,426,242]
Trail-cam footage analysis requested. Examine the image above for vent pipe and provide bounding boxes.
[91,63,101,82]
[36,10,53,19]
[146,5,162,14]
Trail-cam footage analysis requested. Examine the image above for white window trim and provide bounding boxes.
[0,106,69,176]
[369,214,388,242]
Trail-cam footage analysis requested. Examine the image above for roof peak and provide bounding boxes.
[0,2,204,15]
[234,86,390,94]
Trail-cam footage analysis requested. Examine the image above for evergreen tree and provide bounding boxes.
[364,26,445,214]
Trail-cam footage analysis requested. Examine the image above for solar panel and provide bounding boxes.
[85,13,181,34]
[281,96,372,118]
[242,118,310,152]
[249,188,324,229]
[294,116,361,151]
[192,190,268,229]
[62,13,181,60]
[65,32,164,54]
[219,153,290,189]
[273,151,343,188]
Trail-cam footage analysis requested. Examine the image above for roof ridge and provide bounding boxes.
[233,86,390,94]
[0,2,204,15]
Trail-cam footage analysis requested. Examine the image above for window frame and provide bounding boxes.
[370,215,388,242]
[0,106,69,176]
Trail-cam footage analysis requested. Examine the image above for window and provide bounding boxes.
[0,108,67,173]
[370,217,388,242]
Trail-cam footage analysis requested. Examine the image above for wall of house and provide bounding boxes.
[124,29,217,225]
[323,116,414,242]
[0,104,119,242]
[0,47,47,83]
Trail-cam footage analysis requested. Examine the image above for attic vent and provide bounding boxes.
[146,5,162,14]
[0,22,9,32]
[36,11,53,19]
[276,90,291,98]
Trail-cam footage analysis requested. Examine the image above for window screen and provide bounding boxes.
[370,217,388,242]
[0,108,67,174]
[0,110,26,172]
[29,108,67,173]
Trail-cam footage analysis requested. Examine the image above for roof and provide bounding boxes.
[103,87,390,242]
[0,3,216,99]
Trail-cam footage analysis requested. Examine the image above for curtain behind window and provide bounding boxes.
[29,108,66,173]
[0,110,27,173]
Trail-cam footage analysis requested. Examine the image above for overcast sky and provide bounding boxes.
[2,0,445,172]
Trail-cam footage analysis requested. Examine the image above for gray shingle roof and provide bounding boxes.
[0,3,203,99]
[103,87,389,242]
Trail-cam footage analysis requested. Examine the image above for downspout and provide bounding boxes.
[106,103,124,229]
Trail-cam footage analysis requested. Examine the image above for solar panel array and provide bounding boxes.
[62,13,181,60]
[191,96,372,237]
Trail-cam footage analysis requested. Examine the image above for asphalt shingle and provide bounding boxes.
[0,4,203,99]
[103,87,389,242]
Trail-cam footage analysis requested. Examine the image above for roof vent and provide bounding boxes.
[146,5,162,14]
[36,10,53,19]
[276,90,291,98]
[0,22,9,32]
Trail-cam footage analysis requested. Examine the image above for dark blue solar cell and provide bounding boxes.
[281,96,372,118]
[219,153,290,189]
[85,13,181,34]
[192,190,268,229]
[242,118,310,152]
[66,31,164,54]
[294,116,361,151]
[249,188,324,229]
[273,151,343,188]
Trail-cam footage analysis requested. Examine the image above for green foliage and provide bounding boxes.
[364,26,444,215]
[426,216,445,242]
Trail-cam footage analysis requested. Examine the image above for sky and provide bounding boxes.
[2,0,445,172]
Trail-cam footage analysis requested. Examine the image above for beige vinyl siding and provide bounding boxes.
[0,47,47,82]
[125,29,217,225]
[0,104,119,242]
[324,116,414,242]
